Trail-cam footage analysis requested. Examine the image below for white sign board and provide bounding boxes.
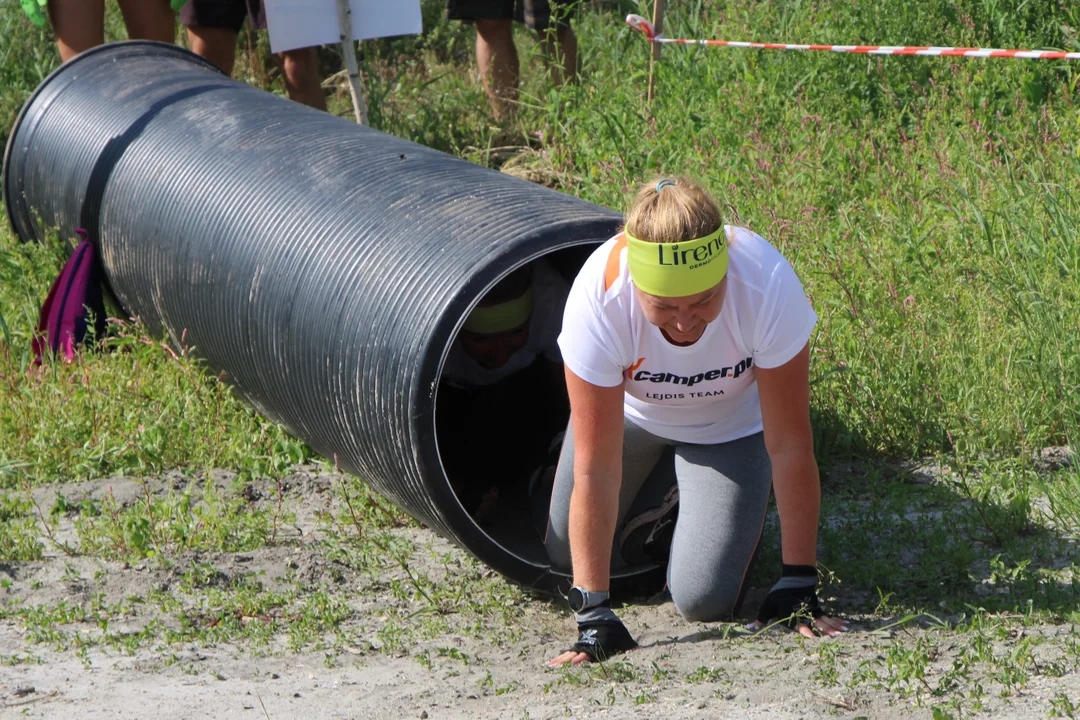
[263,0,422,53]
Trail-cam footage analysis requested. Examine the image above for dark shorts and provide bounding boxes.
[181,0,267,32]
[446,0,578,31]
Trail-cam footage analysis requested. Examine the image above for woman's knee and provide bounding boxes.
[669,579,740,623]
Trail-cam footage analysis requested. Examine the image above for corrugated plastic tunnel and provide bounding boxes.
[3,41,665,595]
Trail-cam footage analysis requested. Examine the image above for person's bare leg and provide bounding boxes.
[278,47,327,110]
[185,26,239,76]
[49,0,105,62]
[116,0,176,44]
[474,18,518,121]
[539,25,577,86]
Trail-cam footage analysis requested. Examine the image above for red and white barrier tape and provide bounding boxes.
[626,14,1080,60]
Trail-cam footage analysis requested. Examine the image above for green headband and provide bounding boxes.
[463,286,534,334]
[626,226,729,297]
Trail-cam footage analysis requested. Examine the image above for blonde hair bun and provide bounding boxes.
[624,176,723,245]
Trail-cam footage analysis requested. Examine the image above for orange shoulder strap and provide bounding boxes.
[605,233,627,291]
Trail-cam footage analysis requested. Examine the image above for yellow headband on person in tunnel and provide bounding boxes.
[626,226,729,297]
[462,287,534,334]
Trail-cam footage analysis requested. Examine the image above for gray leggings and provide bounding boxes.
[545,419,772,622]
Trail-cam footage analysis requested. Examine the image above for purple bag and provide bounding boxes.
[32,227,107,363]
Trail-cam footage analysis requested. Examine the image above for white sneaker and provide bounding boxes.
[618,484,679,565]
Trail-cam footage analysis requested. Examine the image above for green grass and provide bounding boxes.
[70,477,296,561]
[2,0,1080,715]
[0,482,533,659]
[9,0,1077,469]
[0,492,45,561]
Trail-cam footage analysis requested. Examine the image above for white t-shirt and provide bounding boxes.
[558,227,817,444]
[443,259,570,388]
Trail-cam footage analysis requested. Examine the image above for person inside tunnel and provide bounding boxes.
[437,258,570,537]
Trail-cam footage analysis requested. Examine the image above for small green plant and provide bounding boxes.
[437,646,469,665]
[813,641,843,687]
[687,666,725,684]
[496,680,519,696]
[1050,692,1079,719]
[61,563,81,583]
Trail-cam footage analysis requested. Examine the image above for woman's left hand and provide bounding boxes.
[749,567,848,638]
[749,613,848,638]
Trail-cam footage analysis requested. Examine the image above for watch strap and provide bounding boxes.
[568,586,610,612]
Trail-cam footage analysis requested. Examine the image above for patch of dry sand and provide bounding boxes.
[2,469,1078,719]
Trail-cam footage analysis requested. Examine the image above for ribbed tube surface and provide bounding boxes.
[3,42,661,593]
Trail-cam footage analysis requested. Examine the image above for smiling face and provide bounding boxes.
[633,278,727,344]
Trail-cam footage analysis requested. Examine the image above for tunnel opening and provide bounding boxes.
[434,243,598,570]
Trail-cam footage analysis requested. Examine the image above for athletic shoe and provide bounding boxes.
[618,484,679,566]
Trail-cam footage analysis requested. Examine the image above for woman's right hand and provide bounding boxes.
[551,370,631,667]
[546,616,638,667]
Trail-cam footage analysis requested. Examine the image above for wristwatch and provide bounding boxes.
[567,586,610,613]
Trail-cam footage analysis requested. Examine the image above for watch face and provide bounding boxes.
[567,587,585,612]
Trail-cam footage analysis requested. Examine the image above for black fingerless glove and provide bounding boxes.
[756,564,824,629]
[571,618,638,661]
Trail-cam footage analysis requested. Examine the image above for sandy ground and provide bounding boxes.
[1,470,1078,719]
[4,608,1079,719]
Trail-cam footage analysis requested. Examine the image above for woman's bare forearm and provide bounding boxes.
[770,449,820,566]
[568,466,622,592]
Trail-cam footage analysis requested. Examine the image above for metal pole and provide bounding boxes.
[646,0,666,104]
[336,0,369,125]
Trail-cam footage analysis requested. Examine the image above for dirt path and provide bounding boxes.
[3,613,1077,719]
[1,470,1078,719]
